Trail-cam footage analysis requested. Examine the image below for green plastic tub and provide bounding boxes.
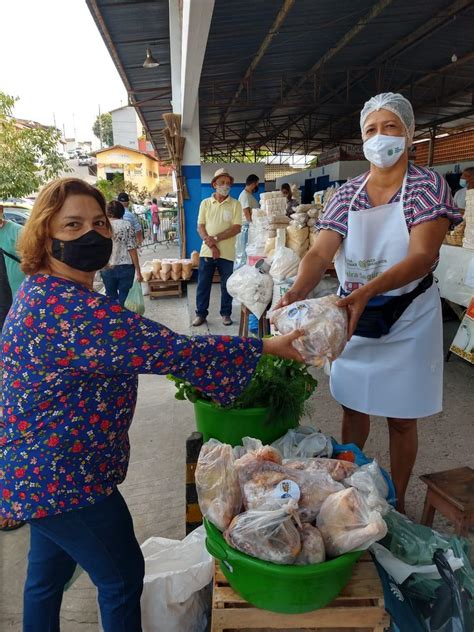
[193,399,298,447]
[204,519,363,614]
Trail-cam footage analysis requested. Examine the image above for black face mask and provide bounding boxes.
[51,230,113,272]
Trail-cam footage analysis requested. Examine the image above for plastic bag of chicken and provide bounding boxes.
[344,460,389,513]
[224,501,301,564]
[195,439,241,532]
[316,487,387,557]
[269,295,348,368]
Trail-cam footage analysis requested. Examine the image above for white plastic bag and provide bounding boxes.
[196,439,242,531]
[272,426,333,459]
[344,460,389,512]
[227,265,273,319]
[317,488,387,557]
[140,526,213,632]
[269,246,300,281]
[269,295,348,368]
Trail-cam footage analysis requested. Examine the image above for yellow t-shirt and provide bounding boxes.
[197,195,242,261]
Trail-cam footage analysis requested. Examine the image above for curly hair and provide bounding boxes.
[18,178,110,275]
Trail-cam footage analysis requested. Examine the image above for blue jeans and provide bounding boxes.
[101,264,135,307]
[24,489,144,632]
[196,257,234,318]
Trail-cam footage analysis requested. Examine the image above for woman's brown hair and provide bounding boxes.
[18,178,110,275]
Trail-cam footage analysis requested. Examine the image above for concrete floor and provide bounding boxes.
[1,244,473,630]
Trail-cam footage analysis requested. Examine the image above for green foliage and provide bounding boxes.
[201,148,272,164]
[95,174,125,201]
[0,92,70,198]
[169,355,317,425]
[92,112,113,146]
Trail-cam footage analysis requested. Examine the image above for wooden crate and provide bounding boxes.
[148,279,183,298]
[210,555,389,632]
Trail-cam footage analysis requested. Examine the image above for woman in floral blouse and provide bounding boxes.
[0,178,302,632]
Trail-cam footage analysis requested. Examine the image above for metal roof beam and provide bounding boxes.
[245,0,474,153]
[230,0,393,151]
[211,0,296,136]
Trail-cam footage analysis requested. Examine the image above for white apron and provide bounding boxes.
[331,174,443,418]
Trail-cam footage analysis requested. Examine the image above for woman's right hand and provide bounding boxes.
[262,330,305,363]
[273,287,307,311]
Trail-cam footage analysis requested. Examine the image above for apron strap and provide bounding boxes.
[349,172,408,212]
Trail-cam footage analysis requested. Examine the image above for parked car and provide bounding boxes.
[1,205,32,226]
[160,192,177,208]
[78,155,93,166]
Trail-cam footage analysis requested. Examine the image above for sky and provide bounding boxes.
[1,0,127,147]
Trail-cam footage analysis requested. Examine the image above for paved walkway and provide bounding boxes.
[1,245,473,630]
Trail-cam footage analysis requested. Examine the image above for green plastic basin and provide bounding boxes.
[204,519,363,614]
[194,399,298,447]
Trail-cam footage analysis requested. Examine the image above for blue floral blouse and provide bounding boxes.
[0,275,262,520]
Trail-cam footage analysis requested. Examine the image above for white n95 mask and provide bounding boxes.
[363,134,406,169]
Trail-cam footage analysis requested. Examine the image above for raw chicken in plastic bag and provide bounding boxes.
[236,455,344,522]
[272,426,333,459]
[295,524,326,565]
[269,295,348,368]
[224,501,301,564]
[195,440,241,531]
[269,246,300,281]
[317,487,387,557]
[233,436,282,467]
[284,457,358,482]
[344,460,389,513]
[227,265,273,319]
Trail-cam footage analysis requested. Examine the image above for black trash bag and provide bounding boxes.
[428,549,471,632]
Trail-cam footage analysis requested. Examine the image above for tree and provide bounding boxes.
[93,113,113,147]
[0,92,70,199]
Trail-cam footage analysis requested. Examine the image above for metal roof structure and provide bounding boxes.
[86,0,172,156]
[88,0,474,159]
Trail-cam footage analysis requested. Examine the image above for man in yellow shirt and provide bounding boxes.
[193,169,242,326]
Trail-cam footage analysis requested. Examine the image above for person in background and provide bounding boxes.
[281,182,298,216]
[235,174,260,269]
[117,192,143,245]
[453,166,474,211]
[277,92,462,513]
[0,177,302,630]
[101,200,143,306]
[150,197,160,243]
[0,204,26,532]
[193,168,242,327]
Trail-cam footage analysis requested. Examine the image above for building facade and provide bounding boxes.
[95,145,160,193]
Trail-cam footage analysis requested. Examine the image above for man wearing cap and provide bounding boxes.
[117,192,143,245]
[193,169,242,327]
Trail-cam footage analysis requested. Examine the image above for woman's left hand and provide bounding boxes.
[336,286,372,340]
[136,271,144,283]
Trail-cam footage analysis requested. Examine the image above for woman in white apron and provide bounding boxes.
[279,93,462,512]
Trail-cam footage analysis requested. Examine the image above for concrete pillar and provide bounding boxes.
[169,0,214,256]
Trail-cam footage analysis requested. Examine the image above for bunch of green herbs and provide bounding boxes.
[168,355,317,425]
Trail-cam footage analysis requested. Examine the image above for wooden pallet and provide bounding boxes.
[148,279,183,298]
[211,555,389,632]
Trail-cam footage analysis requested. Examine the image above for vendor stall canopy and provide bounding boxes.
[88,0,474,159]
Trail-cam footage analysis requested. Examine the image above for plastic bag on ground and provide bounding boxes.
[269,246,300,281]
[344,460,389,512]
[226,265,273,319]
[269,295,348,368]
[124,280,145,315]
[317,487,387,557]
[295,524,326,565]
[224,501,301,564]
[140,526,213,632]
[195,439,241,531]
[272,426,333,459]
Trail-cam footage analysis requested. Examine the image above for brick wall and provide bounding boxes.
[414,130,474,165]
